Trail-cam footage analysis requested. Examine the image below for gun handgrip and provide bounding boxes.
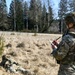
[52,40,58,46]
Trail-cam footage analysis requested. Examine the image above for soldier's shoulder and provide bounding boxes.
[68,32,75,38]
[63,31,75,38]
[62,32,75,45]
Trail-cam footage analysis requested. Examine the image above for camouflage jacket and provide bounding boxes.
[53,31,75,65]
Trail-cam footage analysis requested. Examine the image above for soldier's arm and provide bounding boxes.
[53,35,74,60]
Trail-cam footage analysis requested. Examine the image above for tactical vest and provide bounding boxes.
[59,32,75,65]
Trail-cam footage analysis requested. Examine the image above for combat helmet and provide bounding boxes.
[65,12,75,26]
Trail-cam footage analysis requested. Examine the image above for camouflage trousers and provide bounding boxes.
[58,64,75,75]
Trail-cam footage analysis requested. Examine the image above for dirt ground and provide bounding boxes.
[0,31,62,75]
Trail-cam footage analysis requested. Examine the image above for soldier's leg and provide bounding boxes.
[58,64,75,75]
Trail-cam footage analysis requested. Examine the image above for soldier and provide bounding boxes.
[51,13,75,75]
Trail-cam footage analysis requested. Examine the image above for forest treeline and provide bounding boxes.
[0,0,75,33]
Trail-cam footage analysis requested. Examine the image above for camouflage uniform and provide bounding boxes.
[53,31,75,75]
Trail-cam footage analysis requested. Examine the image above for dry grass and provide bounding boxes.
[0,32,61,75]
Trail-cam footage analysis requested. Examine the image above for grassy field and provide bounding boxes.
[0,31,62,75]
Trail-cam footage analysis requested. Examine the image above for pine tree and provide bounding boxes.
[0,0,8,30]
[68,0,75,12]
[29,0,37,30]
[15,0,24,31]
[36,0,42,32]
[58,0,68,33]
[40,0,53,33]
[72,0,75,12]
[8,1,14,30]
[58,0,68,18]
[47,0,53,27]
[23,1,29,30]
[40,3,47,32]
[9,0,24,31]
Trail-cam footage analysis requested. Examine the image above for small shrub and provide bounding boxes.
[0,36,4,56]
[32,33,37,36]
[5,43,12,48]
[16,42,25,48]
[9,51,17,56]
[10,33,15,35]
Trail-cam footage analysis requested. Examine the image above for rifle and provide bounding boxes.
[49,37,61,54]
